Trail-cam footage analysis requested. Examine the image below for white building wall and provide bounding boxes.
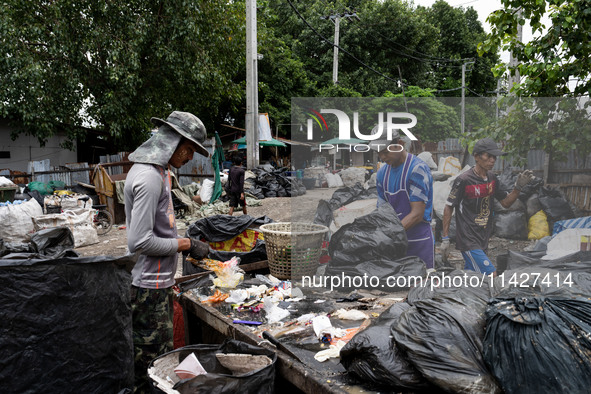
[0,124,77,172]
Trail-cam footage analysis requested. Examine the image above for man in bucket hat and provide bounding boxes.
[368,129,435,270]
[124,111,210,391]
[441,137,534,275]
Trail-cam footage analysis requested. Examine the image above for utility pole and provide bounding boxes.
[508,8,523,91]
[246,0,259,169]
[332,16,340,84]
[461,61,474,135]
[322,11,359,85]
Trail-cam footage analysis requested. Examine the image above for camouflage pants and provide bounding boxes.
[131,286,174,394]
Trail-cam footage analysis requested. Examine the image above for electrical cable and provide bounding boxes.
[332,0,477,65]
[286,0,486,96]
[466,87,486,97]
[285,0,407,86]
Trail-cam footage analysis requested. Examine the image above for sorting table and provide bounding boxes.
[179,273,408,394]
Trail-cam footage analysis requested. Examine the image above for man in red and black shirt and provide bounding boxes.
[441,138,533,274]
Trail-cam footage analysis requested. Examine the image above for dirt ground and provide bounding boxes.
[74,187,534,269]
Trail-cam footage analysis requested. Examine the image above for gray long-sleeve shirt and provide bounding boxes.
[124,163,179,288]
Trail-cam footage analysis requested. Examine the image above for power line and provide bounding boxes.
[285,0,487,96]
[285,0,405,87]
[364,29,476,68]
[466,87,486,97]
[453,0,482,7]
[332,0,476,65]
[434,86,463,93]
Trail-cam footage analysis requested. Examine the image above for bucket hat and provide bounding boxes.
[151,111,209,157]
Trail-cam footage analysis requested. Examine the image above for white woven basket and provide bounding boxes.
[260,222,328,280]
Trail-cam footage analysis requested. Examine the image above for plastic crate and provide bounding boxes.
[0,186,18,203]
[259,222,328,280]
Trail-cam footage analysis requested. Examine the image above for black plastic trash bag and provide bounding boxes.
[493,197,525,213]
[525,193,543,218]
[328,203,407,265]
[497,167,542,200]
[504,250,546,271]
[340,302,431,391]
[404,268,467,305]
[392,271,501,393]
[313,199,334,227]
[538,186,575,223]
[30,226,78,257]
[0,240,32,256]
[186,215,273,242]
[494,211,528,240]
[326,183,377,211]
[1,228,79,259]
[149,339,276,394]
[0,254,135,393]
[324,256,426,292]
[484,270,591,394]
[504,250,591,280]
[519,176,543,200]
[209,240,268,266]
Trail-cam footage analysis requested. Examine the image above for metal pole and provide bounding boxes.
[461,63,465,135]
[246,0,259,169]
[461,61,474,135]
[496,78,501,119]
[509,8,523,91]
[332,16,340,84]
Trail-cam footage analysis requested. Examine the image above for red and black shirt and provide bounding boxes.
[446,168,508,251]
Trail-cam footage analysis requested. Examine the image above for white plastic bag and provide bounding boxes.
[334,308,369,321]
[263,296,290,323]
[325,173,337,188]
[199,179,215,204]
[339,167,366,187]
[417,151,438,170]
[433,179,453,219]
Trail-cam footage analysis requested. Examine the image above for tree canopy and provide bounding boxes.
[0,0,497,151]
[0,0,245,150]
[475,0,591,163]
[479,0,591,96]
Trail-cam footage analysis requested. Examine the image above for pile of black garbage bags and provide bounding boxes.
[340,252,591,394]
[492,167,578,240]
[314,185,591,393]
[244,165,306,199]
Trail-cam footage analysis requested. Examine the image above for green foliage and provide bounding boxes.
[0,0,498,152]
[479,0,591,97]
[477,1,591,161]
[424,1,500,97]
[383,87,461,142]
[466,98,591,165]
[0,0,245,150]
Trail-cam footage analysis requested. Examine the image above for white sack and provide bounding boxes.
[0,199,43,242]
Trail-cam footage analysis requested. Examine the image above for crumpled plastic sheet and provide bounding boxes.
[314,340,346,362]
